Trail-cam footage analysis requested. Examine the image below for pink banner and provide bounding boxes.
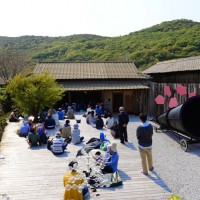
[176,84,187,96]
[164,86,172,97]
[189,92,196,98]
[169,97,178,108]
[155,95,165,105]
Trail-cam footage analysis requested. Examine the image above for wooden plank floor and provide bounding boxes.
[0,114,171,200]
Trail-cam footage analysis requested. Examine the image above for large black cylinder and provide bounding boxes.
[157,96,200,140]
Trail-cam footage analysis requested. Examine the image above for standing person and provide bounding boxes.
[118,107,129,144]
[136,113,154,175]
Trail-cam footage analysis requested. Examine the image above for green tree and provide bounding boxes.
[6,72,64,122]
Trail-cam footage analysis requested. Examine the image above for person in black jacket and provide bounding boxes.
[44,115,55,129]
[136,113,153,175]
[118,107,129,144]
[96,115,104,129]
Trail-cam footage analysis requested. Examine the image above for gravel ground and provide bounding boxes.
[129,116,200,200]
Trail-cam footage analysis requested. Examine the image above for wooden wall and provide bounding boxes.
[150,71,200,83]
[147,82,200,116]
[102,89,148,114]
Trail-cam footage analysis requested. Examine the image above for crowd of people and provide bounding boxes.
[8,101,154,200]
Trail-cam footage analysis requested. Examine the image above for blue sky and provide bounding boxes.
[1,0,200,37]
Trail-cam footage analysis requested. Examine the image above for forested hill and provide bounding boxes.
[0,19,200,70]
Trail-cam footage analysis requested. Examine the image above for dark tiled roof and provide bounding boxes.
[34,62,147,79]
[143,56,200,74]
[60,81,149,91]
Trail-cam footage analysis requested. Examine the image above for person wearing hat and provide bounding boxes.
[66,106,75,119]
[137,113,154,175]
[102,142,119,173]
[71,124,84,144]
[118,106,129,144]
[50,132,68,154]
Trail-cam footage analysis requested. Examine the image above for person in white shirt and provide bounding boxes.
[50,132,68,154]
[52,109,60,126]
[106,113,114,129]
[71,124,84,144]
[88,111,96,125]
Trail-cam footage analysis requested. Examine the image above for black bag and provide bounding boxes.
[76,140,102,156]
[47,139,53,150]
[110,122,120,138]
[110,172,123,187]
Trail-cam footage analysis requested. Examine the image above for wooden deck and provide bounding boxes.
[0,114,171,200]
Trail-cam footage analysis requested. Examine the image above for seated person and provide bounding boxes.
[44,115,55,129]
[28,119,35,129]
[63,161,89,200]
[48,108,53,118]
[102,143,119,174]
[58,108,65,120]
[39,111,47,122]
[96,115,104,129]
[100,132,110,151]
[60,120,71,142]
[95,105,103,116]
[93,151,103,163]
[66,106,75,119]
[87,110,96,125]
[28,127,40,147]
[19,120,30,137]
[50,132,68,155]
[9,110,19,122]
[106,113,114,129]
[52,109,59,126]
[71,124,84,144]
[84,105,92,117]
[36,119,48,145]
[110,121,120,138]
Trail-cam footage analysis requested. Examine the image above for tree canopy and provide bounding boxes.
[0,19,200,70]
[6,72,64,121]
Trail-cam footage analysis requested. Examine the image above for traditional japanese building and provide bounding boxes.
[143,56,200,116]
[34,62,149,114]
